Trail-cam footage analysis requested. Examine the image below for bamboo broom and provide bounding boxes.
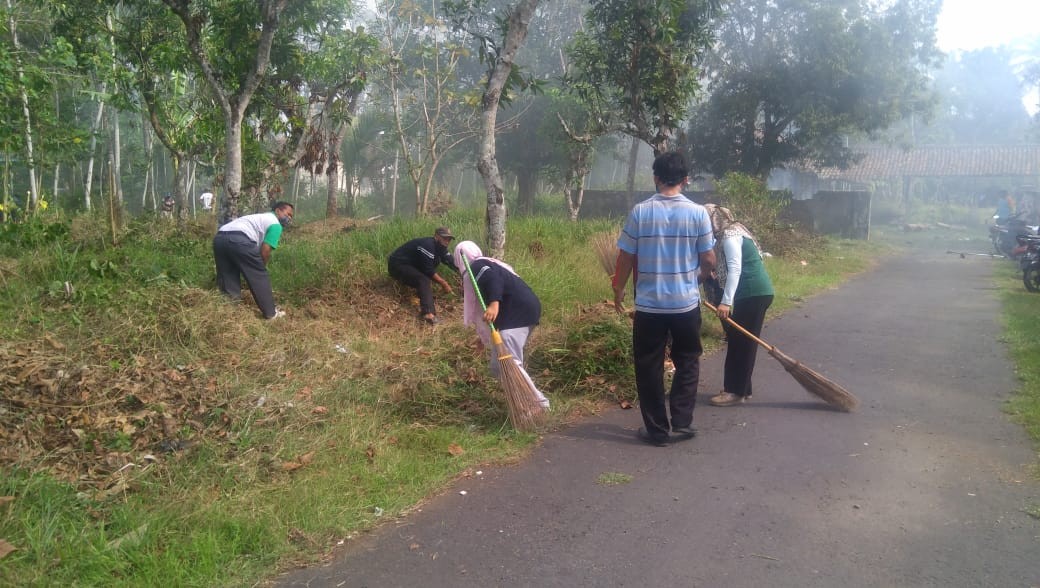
[702,300,859,412]
[592,232,857,411]
[590,231,619,277]
[461,256,545,432]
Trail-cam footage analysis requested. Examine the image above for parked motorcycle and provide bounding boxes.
[1016,234,1040,292]
[990,212,1038,259]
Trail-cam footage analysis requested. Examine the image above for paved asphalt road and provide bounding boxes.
[279,244,1039,588]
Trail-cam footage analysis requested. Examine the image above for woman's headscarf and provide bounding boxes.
[453,241,518,345]
[703,203,762,293]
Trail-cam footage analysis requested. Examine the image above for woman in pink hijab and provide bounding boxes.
[453,241,549,409]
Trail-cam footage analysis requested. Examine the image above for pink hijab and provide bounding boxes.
[453,240,518,345]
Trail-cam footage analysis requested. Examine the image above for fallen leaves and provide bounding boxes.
[281,451,317,472]
[0,342,227,491]
[447,443,464,457]
[0,539,16,560]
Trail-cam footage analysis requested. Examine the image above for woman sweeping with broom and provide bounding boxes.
[454,241,551,416]
[703,204,774,407]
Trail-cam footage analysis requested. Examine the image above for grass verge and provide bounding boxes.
[1,211,885,586]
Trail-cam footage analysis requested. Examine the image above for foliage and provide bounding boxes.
[566,0,720,154]
[716,173,787,230]
[712,172,821,256]
[685,0,943,178]
[0,1,90,206]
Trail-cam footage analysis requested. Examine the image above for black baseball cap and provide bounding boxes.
[435,226,454,240]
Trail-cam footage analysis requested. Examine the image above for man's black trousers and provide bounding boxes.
[213,232,276,318]
[388,261,435,316]
[633,308,703,443]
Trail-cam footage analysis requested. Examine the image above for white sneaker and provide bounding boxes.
[270,308,286,319]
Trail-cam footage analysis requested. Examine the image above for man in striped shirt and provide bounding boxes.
[612,152,716,446]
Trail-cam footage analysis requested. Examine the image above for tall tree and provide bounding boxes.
[161,0,289,222]
[446,0,543,257]
[567,0,719,156]
[1,0,83,212]
[685,0,943,179]
[293,18,377,219]
[375,0,479,217]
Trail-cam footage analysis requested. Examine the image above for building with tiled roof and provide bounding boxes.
[772,144,1040,200]
[816,145,1040,182]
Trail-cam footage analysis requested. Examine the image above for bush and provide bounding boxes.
[714,173,818,256]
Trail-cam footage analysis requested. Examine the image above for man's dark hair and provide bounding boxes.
[271,201,294,211]
[652,152,689,187]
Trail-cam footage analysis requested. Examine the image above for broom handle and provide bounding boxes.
[702,300,776,354]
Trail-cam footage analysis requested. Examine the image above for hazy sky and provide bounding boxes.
[936,0,1039,114]
[936,0,1040,52]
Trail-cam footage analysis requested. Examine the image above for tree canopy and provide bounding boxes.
[684,0,943,178]
[566,0,720,155]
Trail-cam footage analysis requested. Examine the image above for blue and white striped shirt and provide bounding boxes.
[617,193,715,313]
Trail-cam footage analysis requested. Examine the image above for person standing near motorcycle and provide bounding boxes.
[996,191,1015,222]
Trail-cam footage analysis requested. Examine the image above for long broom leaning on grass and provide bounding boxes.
[591,230,858,412]
[457,246,545,432]
[701,300,858,411]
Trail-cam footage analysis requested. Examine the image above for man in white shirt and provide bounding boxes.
[199,189,214,211]
[213,201,294,319]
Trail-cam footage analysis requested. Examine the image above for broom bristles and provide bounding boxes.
[589,231,618,276]
[490,329,544,431]
[769,348,859,412]
[495,346,545,431]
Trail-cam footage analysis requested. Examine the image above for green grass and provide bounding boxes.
[997,262,1040,446]
[0,210,900,586]
[596,472,633,486]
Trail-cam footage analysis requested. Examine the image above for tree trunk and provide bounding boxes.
[107,160,119,245]
[172,154,189,221]
[111,108,124,213]
[478,0,541,258]
[516,172,537,215]
[163,0,288,223]
[326,130,347,219]
[7,0,39,209]
[391,149,399,216]
[626,135,639,206]
[221,116,245,221]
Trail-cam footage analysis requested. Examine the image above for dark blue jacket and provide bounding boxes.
[388,237,459,278]
[470,259,540,330]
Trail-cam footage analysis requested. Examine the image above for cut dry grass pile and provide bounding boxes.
[0,250,518,498]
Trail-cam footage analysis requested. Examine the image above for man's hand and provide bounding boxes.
[612,250,635,315]
[716,303,731,320]
[612,287,626,315]
[434,274,453,295]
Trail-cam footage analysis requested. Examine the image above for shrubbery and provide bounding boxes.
[714,172,822,256]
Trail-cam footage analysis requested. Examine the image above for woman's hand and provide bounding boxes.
[483,301,500,323]
[716,303,732,320]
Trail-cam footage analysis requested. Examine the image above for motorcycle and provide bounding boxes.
[1015,234,1040,292]
[990,212,1038,259]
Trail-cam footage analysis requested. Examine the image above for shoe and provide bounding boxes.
[422,314,439,325]
[709,391,746,407]
[671,425,697,440]
[269,308,286,320]
[636,427,669,447]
